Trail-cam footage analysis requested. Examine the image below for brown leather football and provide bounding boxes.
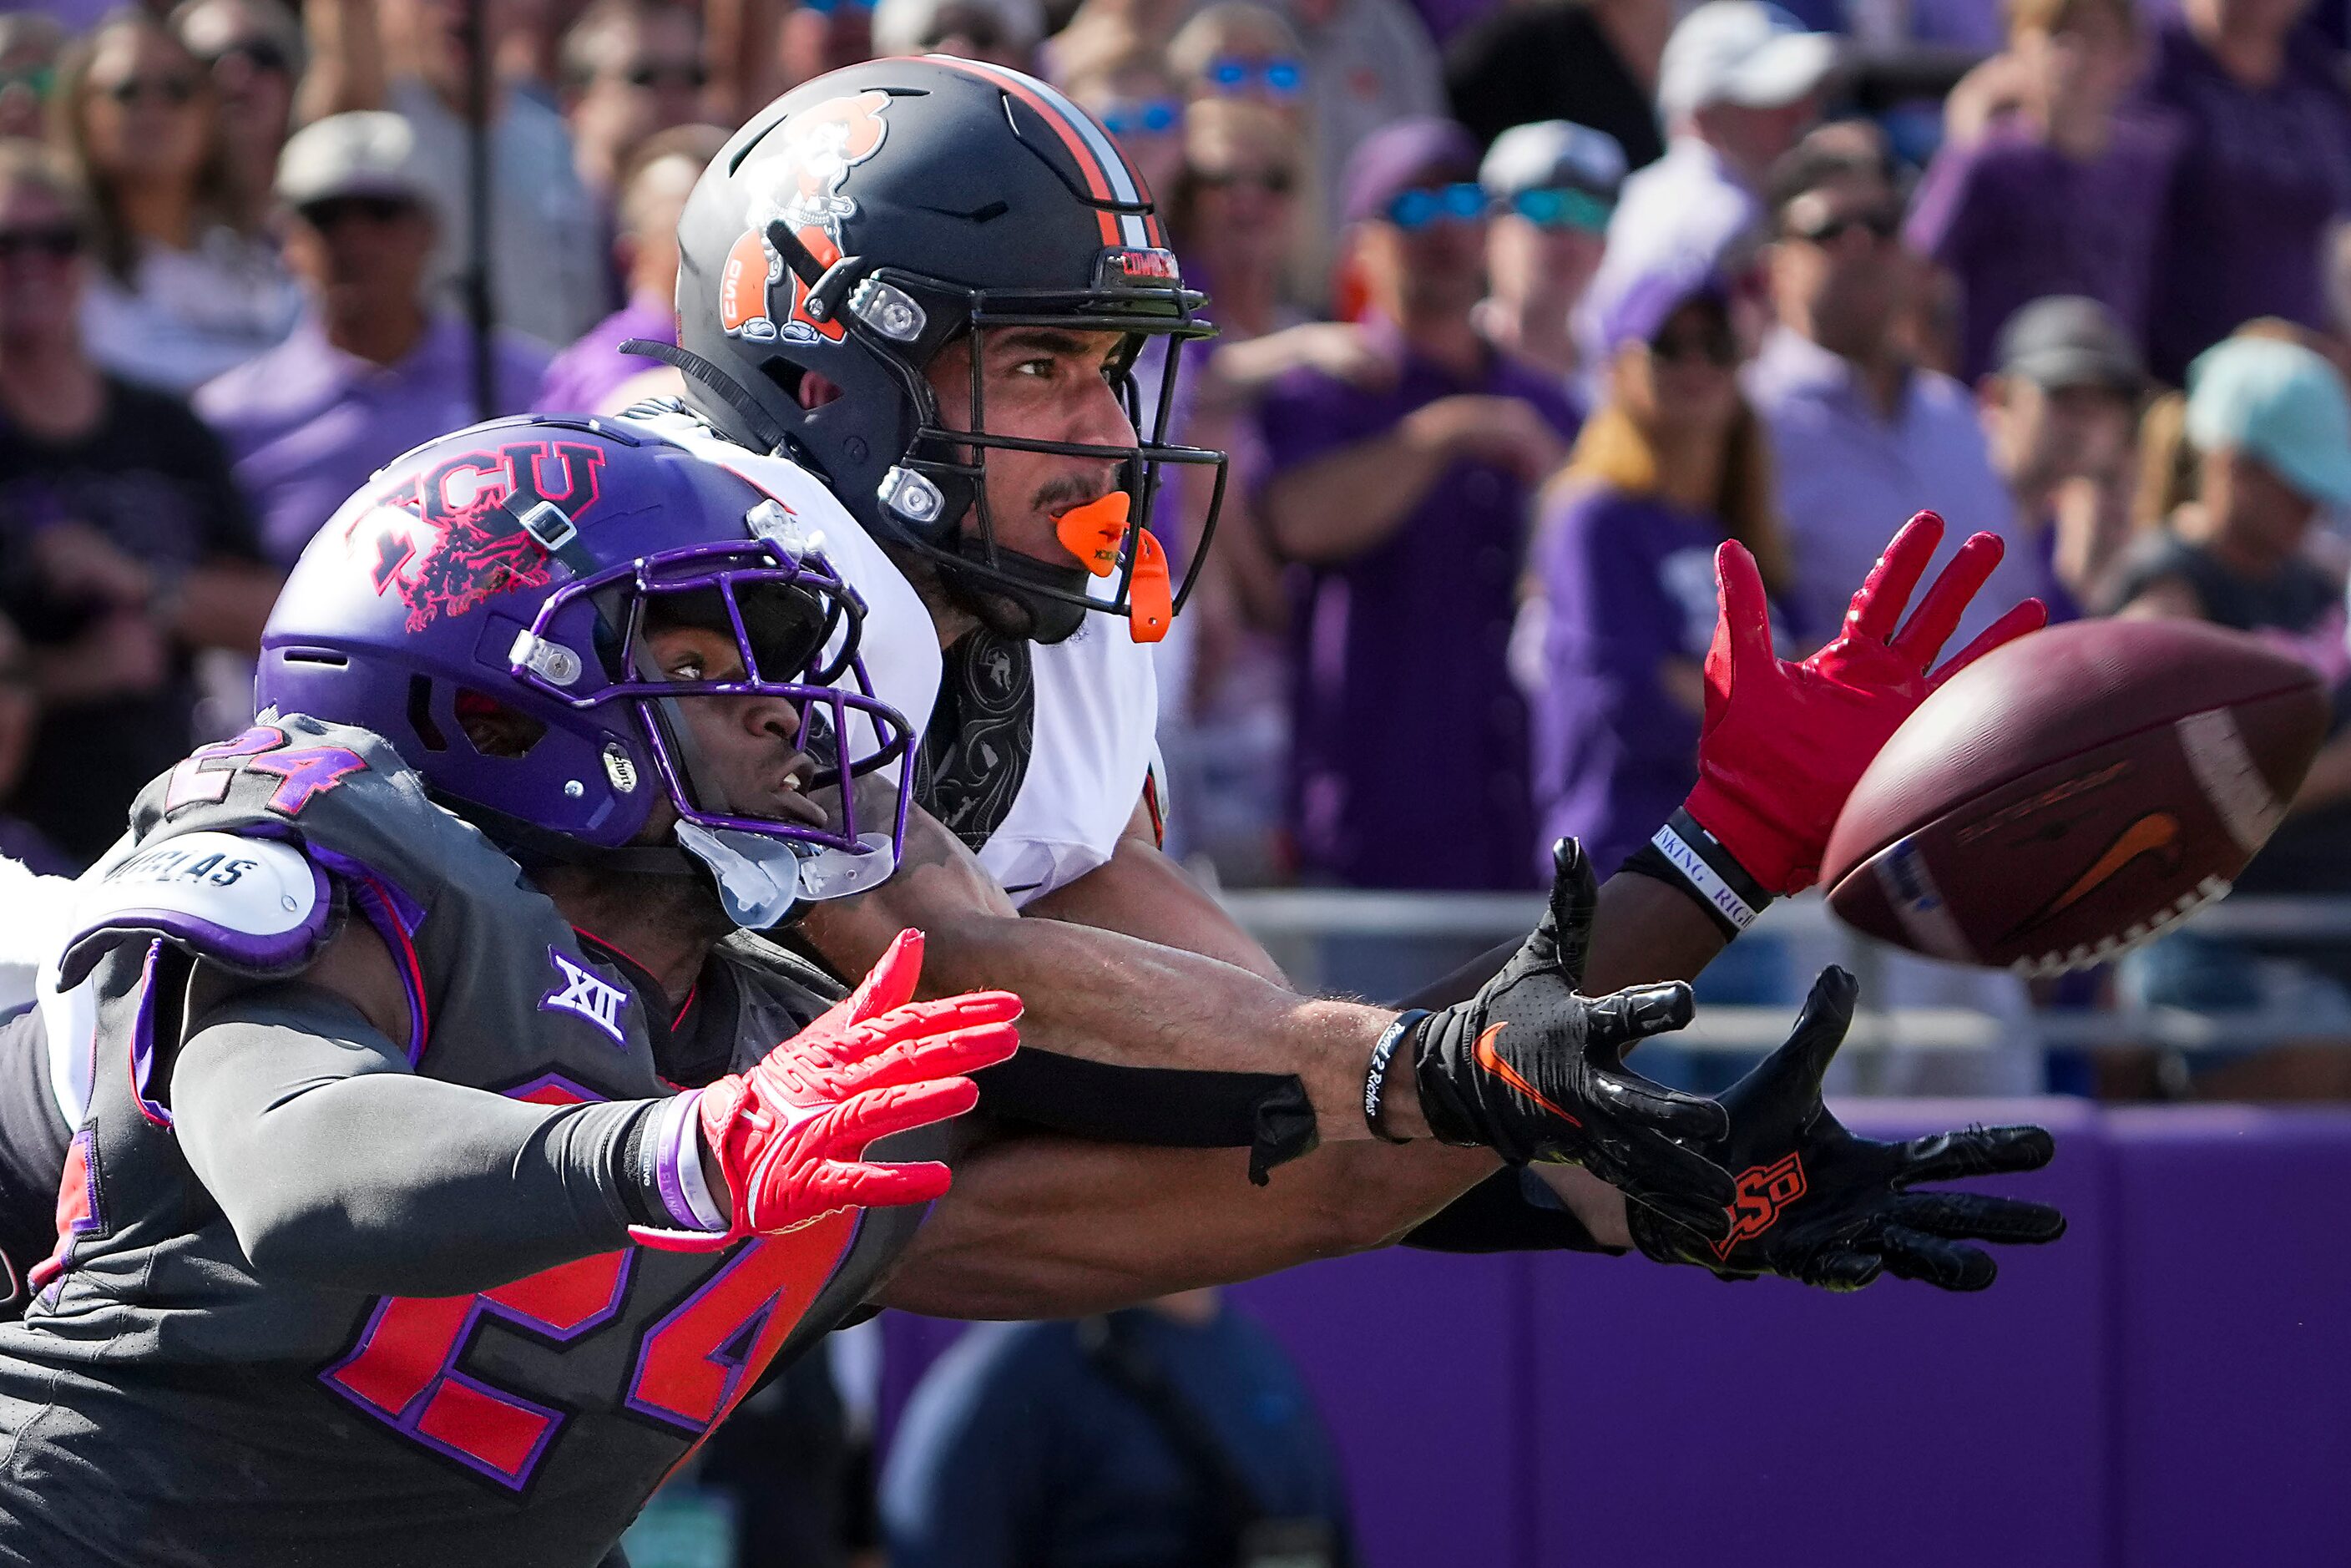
[1820,618,2328,974]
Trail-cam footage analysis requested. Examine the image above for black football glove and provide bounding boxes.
[1626,966,2067,1291]
[1413,840,1738,1240]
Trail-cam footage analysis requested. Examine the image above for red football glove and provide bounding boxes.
[1682,511,2047,895]
[632,929,1020,1252]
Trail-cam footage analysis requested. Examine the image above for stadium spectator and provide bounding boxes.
[1443,0,1669,169]
[872,0,1041,69]
[54,10,299,395]
[2105,332,2351,1094]
[1256,119,1574,890]
[0,615,65,879]
[1745,133,2029,655]
[535,123,722,417]
[1524,268,1787,883]
[0,16,65,144]
[2133,0,2351,385]
[0,140,278,867]
[171,0,305,234]
[1057,34,1187,209]
[1580,0,1838,365]
[782,0,882,92]
[1904,0,2174,385]
[1977,296,2145,620]
[1475,119,1625,389]
[882,1293,1355,1568]
[558,0,707,208]
[196,113,548,568]
[301,0,608,351]
[1154,100,1317,883]
[1172,0,1443,247]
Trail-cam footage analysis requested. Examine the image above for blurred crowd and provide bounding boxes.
[7,0,2351,1100]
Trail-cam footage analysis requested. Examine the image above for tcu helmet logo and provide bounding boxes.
[540,949,630,1046]
[349,440,606,632]
[724,90,892,346]
[1712,1151,1807,1260]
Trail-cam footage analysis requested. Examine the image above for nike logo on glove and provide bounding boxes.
[1473,1023,1582,1129]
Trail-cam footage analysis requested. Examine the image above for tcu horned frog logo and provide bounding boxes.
[721,90,892,346]
[347,439,607,632]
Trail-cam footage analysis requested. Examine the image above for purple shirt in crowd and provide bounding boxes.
[533,296,676,418]
[1743,327,2030,657]
[1526,483,1729,881]
[195,313,550,566]
[2133,18,2351,384]
[1905,114,2180,383]
[1255,335,1580,891]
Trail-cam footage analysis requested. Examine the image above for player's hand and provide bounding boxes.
[1683,511,2046,894]
[631,929,1020,1252]
[1413,840,1738,1239]
[1625,967,2066,1291]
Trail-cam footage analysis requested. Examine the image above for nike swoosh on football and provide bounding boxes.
[1473,1022,1582,1128]
[2008,811,2182,937]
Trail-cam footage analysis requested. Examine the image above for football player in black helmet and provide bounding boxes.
[619,57,2062,1294]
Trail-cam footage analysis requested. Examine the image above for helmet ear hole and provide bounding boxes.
[453,688,549,760]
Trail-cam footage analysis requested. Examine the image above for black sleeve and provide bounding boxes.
[1401,1166,1625,1255]
[173,980,670,1296]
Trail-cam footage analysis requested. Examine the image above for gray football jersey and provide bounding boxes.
[0,716,937,1566]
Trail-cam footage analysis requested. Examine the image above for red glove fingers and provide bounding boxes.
[1929,597,2048,690]
[1843,510,1943,645]
[1888,528,2005,669]
[755,995,1023,1103]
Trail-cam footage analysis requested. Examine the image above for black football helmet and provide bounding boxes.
[655,56,1226,646]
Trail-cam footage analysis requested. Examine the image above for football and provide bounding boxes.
[1819,618,2329,974]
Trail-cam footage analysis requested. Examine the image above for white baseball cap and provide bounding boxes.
[276,111,439,220]
[1657,2,1840,122]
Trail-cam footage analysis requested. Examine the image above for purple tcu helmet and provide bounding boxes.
[257,415,916,926]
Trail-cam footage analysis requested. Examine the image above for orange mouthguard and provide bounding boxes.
[1129,528,1172,643]
[1054,491,1130,577]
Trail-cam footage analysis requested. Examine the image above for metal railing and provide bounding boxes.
[1217,889,2351,1055]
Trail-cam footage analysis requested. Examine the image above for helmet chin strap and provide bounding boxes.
[951,534,1093,645]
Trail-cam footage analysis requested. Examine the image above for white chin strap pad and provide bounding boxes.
[674,822,897,928]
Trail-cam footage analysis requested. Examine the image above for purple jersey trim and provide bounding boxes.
[128,940,172,1129]
[31,1127,104,1308]
[297,842,431,1066]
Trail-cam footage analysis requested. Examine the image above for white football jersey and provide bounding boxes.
[624,403,1158,905]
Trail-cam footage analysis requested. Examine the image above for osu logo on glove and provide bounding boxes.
[1714,1151,1806,1260]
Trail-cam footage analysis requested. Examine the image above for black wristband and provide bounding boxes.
[1620,808,1774,941]
[1363,1010,1428,1143]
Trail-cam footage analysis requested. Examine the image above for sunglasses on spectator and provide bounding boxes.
[1196,164,1297,195]
[203,38,293,78]
[1784,203,1901,246]
[297,195,419,229]
[624,58,708,89]
[1099,98,1180,137]
[0,65,53,99]
[0,225,82,262]
[100,74,199,108]
[803,0,880,15]
[1648,322,1738,367]
[1383,182,1489,231]
[1204,55,1304,99]
[1509,185,1611,235]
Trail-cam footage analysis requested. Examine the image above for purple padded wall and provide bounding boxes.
[2107,1106,2351,1568]
[1522,1097,2111,1568]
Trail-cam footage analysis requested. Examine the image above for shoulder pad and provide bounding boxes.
[59,832,332,989]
